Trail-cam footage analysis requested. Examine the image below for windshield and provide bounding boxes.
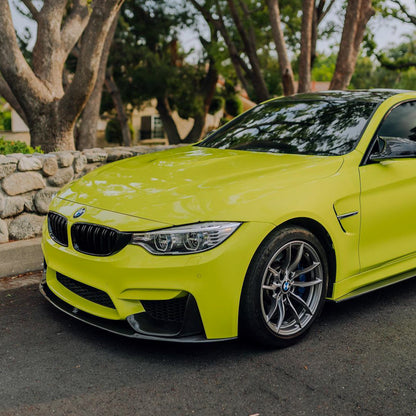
[199,99,377,156]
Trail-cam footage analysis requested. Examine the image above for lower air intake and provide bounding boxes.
[141,297,188,323]
[56,272,115,309]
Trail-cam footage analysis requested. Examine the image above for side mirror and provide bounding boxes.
[369,136,416,162]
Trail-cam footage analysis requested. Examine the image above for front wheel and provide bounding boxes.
[239,226,328,347]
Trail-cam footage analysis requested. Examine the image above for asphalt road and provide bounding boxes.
[0,275,415,416]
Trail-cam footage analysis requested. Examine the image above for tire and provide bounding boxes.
[239,226,328,348]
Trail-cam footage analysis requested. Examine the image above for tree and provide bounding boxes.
[377,0,416,70]
[386,0,416,26]
[350,40,416,90]
[189,0,270,101]
[189,0,341,98]
[106,0,219,145]
[298,0,336,93]
[330,0,375,90]
[76,13,120,150]
[297,0,315,93]
[267,0,295,95]
[0,0,124,152]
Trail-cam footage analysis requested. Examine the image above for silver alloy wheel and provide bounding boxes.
[260,240,323,336]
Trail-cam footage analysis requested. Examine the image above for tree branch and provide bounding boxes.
[227,0,251,53]
[377,53,416,70]
[317,0,336,25]
[188,0,251,94]
[61,0,91,57]
[31,0,67,90]
[0,75,28,124]
[0,0,50,115]
[60,0,124,123]
[266,0,295,96]
[390,0,416,25]
[20,0,40,21]
[226,0,269,100]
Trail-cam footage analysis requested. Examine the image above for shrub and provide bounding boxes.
[0,137,43,155]
[208,96,225,115]
[105,118,134,144]
[0,112,11,131]
[225,96,243,117]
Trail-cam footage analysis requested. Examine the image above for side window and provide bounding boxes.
[378,101,416,141]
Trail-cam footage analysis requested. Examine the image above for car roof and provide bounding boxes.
[277,89,415,104]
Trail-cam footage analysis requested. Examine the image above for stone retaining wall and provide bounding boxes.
[0,145,176,243]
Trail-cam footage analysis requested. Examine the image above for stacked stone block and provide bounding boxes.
[0,145,175,243]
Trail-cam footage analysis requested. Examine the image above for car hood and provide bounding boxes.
[58,146,343,225]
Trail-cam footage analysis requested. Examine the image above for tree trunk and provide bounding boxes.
[330,0,375,90]
[77,11,119,150]
[298,0,315,93]
[266,0,296,96]
[189,0,250,95]
[105,71,132,147]
[29,102,76,152]
[156,97,181,145]
[311,6,318,69]
[184,57,219,143]
[0,0,124,152]
[184,114,205,143]
[76,82,101,150]
[227,0,269,102]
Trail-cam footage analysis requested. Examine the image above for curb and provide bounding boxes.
[0,238,43,279]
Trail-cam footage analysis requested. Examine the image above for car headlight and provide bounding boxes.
[131,222,241,255]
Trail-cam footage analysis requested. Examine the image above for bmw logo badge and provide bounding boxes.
[282,281,290,292]
[73,207,86,219]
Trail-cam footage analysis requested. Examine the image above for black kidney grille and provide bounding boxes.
[56,272,115,309]
[141,296,188,323]
[48,212,68,246]
[71,223,131,256]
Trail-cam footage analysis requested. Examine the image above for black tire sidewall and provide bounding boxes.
[239,226,329,347]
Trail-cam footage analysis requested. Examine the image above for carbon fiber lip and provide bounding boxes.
[39,279,235,343]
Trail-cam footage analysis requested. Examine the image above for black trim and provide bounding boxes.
[128,295,205,338]
[48,212,68,247]
[71,223,132,257]
[40,280,230,343]
[360,99,416,166]
[56,272,115,309]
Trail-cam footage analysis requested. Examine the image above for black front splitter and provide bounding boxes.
[39,280,235,343]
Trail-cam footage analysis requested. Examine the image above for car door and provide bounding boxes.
[359,100,416,272]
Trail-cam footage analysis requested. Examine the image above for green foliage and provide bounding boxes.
[263,62,284,96]
[209,96,225,115]
[0,137,42,155]
[350,38,416,89]
[349,57,376,89]
[105,118,134,144]
[311,54,337,82]
[377,35,416,70]
[0,110,11,131]
[107,0,214,122]
[208,83,243,118]
[225,96,243,117]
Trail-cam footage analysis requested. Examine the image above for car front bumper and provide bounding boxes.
[41,202,274,342]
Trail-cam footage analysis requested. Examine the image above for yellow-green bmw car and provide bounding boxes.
[41,90,416,347]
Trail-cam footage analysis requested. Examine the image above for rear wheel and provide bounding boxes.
[240,226,328,347]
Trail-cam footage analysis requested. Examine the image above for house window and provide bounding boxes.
[140,115,165,140]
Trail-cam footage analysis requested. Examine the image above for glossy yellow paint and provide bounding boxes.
[42,91,416,340]
[43,206,274,338]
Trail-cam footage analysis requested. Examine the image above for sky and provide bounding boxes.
[9,0,416,59]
